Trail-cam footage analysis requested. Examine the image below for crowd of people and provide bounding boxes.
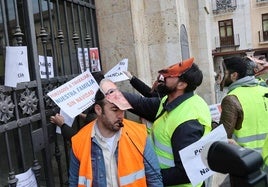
[50,56,268,187]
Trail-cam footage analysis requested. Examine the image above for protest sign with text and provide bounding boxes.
[179,125,228,187]
[104,58,129,82]
[47,70,99,118]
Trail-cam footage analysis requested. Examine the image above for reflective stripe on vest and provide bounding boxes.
[232,133,267,152]
[229,86,268,150]
[152,94,211,187]
[153,95,211,168]
[153,133,174,167]
[120,169,145,186]
[78,176,91,186]
[72,118,148,187]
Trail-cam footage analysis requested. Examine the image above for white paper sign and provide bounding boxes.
[104,58,129,82]
[179,125,228,186]
[16,168,37,187]
[78,48,90,72]
[47,70,99,118]
[56,109,75,134]
[5,46,30,87]
[39,55,54,78]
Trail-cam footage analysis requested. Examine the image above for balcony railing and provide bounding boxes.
[215,34,240,48]
[256,0,268,6]
[258,30,268,43]
[212,0,237,15]
[256,0,268,3]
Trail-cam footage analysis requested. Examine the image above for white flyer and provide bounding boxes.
[179,125,228,186]
[16,168,37,187]
[5,46,30,87]
[39,55,54,78]
[104,58,129,82]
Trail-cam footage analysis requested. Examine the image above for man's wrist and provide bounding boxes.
[59,123,66,128]
[130,75,135,82]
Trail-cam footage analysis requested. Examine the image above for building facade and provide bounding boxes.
[95,0,216,105]
[210,0,268,102]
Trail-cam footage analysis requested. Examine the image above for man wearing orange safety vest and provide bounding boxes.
[69,79,163,187]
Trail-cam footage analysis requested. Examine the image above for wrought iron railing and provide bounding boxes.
[212,0,237,15]
[215,34,240,48]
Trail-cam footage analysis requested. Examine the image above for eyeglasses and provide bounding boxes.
[105,88,118,96]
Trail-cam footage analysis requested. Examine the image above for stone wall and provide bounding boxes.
[95,0,215,105]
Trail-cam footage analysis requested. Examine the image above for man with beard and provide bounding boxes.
[123,58,212,187]
[69,79,163,187]
[219,56,268,151]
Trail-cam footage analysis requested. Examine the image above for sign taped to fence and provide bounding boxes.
[90,47,101,72]
[47,70,99,118]
[16,168,37,187]
[5,46,30,87]
[39,55,54,78]
[78,48,90,72]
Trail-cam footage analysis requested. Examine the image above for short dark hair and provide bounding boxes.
[223,57,247,79]
[92,72,104,84]
[93,89,105,111]
[179,63,203,92]
[86,89,105,115]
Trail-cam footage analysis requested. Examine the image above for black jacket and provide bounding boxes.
[129,76,160,98]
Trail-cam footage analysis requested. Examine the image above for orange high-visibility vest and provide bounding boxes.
[71,118,148,187]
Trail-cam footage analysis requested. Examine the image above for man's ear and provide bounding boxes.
[94,104,102,115]
[231,72,239,81]
[177,81,187,89]
[253,67,259,74]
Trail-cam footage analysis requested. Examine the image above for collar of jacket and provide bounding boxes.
[163,92,194,112]
[228,76,258,93]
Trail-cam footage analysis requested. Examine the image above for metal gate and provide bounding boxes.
[0,0,99,186]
